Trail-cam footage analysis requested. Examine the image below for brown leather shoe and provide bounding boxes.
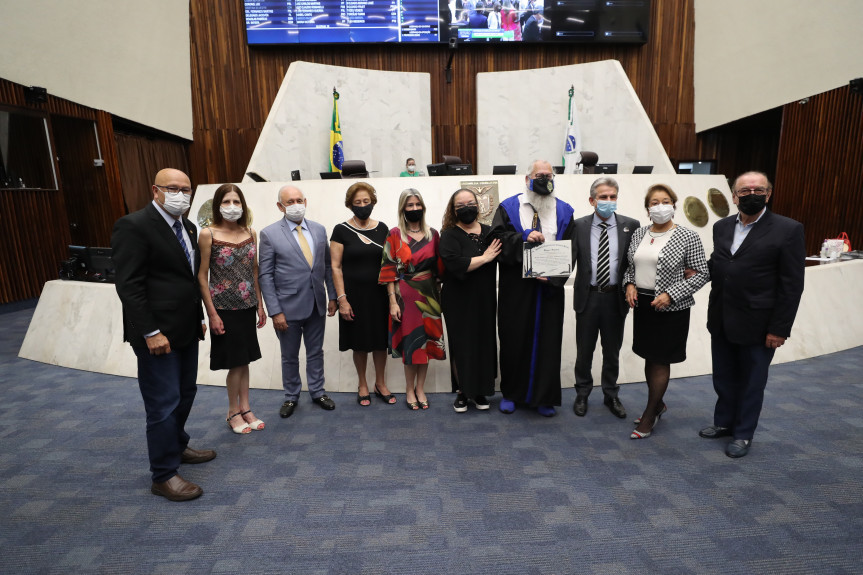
[151,474,203,501]
[181,447,217,464]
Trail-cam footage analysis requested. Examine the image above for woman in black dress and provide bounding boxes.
[439,188,502,413]
[330,182,395,406]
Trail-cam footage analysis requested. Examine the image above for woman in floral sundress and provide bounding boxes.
[198,184,267,434]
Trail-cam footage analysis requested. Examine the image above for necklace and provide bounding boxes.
[352,217,372,230]
[648,225,673,245]
[407,226,422,233]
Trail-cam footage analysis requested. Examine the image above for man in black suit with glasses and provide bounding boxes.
[700,171,805,458]
[112,168,216,500]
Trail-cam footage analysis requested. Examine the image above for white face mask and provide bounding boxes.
[648,204,675,224]
[161,191,191,217]
[407,165,416,173]
[220,205,243,222]
[283,203,306,223]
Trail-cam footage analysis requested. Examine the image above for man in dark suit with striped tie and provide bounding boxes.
[112,168,215,501]
[571,177,640,418]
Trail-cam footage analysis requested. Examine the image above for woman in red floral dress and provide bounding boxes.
[379,189,446,410]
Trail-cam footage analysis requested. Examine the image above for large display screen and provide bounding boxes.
[243,0,650,45]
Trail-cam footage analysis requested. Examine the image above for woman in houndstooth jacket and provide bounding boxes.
[623,184,709,440]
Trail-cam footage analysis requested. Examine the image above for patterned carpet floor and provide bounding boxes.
[1,303,862,574]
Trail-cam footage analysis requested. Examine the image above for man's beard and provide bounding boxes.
[524,187,556,214]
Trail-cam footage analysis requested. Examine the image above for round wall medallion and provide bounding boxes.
[707,188,730,218]
[683,196,709,227]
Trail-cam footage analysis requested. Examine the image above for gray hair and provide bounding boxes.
[589,177,619,199]
[526,159,552,176]
[277,184,304,203]
[732,171,773,193]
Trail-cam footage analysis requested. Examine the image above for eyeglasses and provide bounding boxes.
[735,187,769,197]
[155,185,192,195]
[455,202,478,209]
[532,173,554,179]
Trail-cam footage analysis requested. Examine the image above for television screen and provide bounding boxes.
[632,165,653,174]
[492,165,517,175]
[320,171,342,179]
[243,0,650,45]
[596,163,617,174]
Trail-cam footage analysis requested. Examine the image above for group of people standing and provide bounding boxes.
[112,163,804,501]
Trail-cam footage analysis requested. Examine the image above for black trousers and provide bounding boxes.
[574,290,625,398]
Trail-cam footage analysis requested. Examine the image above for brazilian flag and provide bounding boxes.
[330,89,344,173]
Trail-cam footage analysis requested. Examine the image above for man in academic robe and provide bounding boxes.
[700,171,805,458]
[112,168,215,502]
[490,159,575,417]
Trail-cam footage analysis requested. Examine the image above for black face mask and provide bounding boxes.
[351,204,373,221]
[404,208,424,223]
[737,193,767,215]
[531,175,554,196]
[456,206,479,224]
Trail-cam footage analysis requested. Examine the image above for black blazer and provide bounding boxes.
[571,212,640,316]
[111,203,205,350]
[707,210,805,345]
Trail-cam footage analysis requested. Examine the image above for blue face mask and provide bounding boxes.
[595,200,617,219]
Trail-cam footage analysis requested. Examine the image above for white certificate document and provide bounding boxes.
[523,240,573,278]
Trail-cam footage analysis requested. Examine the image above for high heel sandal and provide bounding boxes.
[406,399,420,410]
[630,411,662,440]
[227,412,252,434]
[633,403,667,425]
[240,410,265,430]
[357,390,371,407]
[374,386,397,405]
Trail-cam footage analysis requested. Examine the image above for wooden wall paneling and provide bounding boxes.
[0,189,70,303]
[773,86,863,255]
[95,110,127,226]
[187,0,699,186]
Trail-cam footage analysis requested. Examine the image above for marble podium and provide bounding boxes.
[19,175,863,391]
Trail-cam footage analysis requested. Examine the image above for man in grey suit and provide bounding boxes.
[259,185,338,418]
[571,177,640,418]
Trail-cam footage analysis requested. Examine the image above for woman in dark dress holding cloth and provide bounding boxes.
[439,189,502,412]
[330,182,394,406]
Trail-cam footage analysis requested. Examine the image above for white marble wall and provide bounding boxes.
[21,175,860,394]
[244,61,433,182]
[476,60,676,176]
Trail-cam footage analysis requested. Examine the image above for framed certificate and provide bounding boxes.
[523,240,573,278]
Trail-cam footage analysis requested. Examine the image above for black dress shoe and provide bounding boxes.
[312,395,336,410]
[573,396,588,417]
[698,425,732,439]
[280,400,297,418]
[603,396,627,419]
[726,439,751,458]
[151,474,203,501]
[181,447,216,464]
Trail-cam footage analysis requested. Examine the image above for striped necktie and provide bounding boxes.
[172,220,192,270]
[596,221,610,288]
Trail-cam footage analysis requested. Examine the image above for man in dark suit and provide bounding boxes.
[112,168,215,501]
[700,171,805,458]
[259,185,337,419]
[571,177,640,418]
[522,9,543,41]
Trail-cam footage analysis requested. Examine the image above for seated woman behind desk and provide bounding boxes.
[197,184,267,434]
[400,158,422,177]
[623,183,709,440]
